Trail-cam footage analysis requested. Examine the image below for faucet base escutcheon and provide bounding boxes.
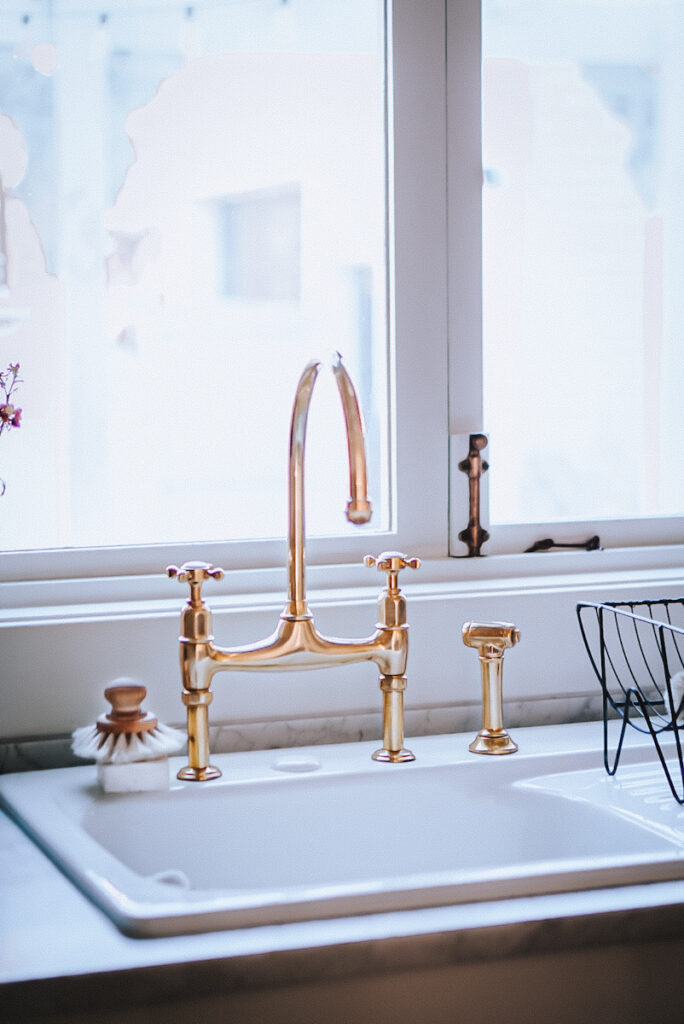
[468,729,518,756]
[177,765,222,782]
[372,748,415,763]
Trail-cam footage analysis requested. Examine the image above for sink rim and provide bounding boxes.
[1,722,683,938]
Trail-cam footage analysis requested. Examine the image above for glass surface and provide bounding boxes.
[0,0,389,550]
[483,0,684,525]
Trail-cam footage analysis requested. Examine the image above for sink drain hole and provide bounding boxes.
[271,756,321,773]
[150,868,192,889]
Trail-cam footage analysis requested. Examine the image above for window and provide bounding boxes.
[478,0,684,550]
[2,0,682,586]
[217,184,301,302]
[1,0,424,566]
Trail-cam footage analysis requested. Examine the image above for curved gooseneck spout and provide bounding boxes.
[286,354,372,619]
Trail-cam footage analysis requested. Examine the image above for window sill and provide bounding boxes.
[2,541,683,618]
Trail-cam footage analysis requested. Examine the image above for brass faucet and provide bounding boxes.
[168,356,420,780]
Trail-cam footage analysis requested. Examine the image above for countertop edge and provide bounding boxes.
[3,889,684,1020]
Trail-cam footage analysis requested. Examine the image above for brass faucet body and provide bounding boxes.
[463,620,520,755]
[169,358,420,780]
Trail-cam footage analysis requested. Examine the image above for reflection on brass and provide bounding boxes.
[458,433,489,556]
[168,356,420,780]
[462,621,520,755]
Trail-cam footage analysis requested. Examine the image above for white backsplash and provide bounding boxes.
[0,693,606,774]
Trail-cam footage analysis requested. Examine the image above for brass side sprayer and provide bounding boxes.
[462,621,520,754]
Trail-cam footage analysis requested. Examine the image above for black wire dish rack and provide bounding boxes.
[576,598,684,803]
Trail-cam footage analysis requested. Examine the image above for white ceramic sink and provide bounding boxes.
[1,722,683,937]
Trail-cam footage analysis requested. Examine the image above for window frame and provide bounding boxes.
[0,0,450,590]
[446,0,684,558]
[2,0,683,590]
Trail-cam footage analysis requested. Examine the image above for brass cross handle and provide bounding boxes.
[167,561,224,604]
[364,551,421,591]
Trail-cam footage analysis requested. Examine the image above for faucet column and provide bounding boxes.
[365,552,421,763]
[168,561,224,781]
[377,675,411,761]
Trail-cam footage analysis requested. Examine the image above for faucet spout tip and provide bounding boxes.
[346,498,372,524]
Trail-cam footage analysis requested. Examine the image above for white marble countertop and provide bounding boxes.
[2,816,684,1020]
[2,724,684,1020]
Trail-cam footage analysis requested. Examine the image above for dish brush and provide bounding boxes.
[72,682,184,791]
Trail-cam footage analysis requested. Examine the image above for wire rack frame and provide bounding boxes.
[576,598,684,803]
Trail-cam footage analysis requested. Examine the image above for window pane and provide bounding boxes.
[483,0,684,525]
[0,0,389,550]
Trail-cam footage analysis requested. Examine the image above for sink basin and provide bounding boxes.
[1,722,683,937]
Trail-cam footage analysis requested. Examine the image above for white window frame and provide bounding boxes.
[2,0,684,746]
[4,0,681,591]
[0,0,449,591]
[446,0,684,559]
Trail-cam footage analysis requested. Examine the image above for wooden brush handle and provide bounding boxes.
[97,684,158,735]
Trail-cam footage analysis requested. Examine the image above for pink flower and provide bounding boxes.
[0,404,20,426]
[0,364,22,494]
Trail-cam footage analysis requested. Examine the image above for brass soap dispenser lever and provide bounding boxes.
[462,621,520,754]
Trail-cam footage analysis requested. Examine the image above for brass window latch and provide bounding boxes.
[526,535,601,553]
[462,621,520,755]
[457,433,490,557]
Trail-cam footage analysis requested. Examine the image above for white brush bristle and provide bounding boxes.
[72,721,184,764]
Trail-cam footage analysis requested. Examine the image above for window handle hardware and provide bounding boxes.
[525,535,602,553]
[457,433,490,556]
